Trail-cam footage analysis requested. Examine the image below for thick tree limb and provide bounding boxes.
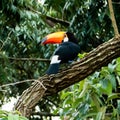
[14,36,120,117]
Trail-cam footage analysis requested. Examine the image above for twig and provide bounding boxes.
[46,16,70,27]
[0,31,12,51]
[108,0,119,37]
[35,79,47,90]
[32,111,59,117]
[0,79,36,88]
[112,2,120,5]
[0,39,4,45]
[0,56,50,62]
[28,6,70,27]
[0,79,47,91]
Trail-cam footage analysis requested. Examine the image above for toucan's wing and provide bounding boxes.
[46,42,80,75]
[54,42,80,63]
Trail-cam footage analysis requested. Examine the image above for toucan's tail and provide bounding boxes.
[46,55,61,75]
[46,63,60,75]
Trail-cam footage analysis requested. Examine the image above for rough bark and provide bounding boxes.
[14,36,120,117]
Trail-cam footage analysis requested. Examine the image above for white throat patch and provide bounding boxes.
[63,37,69,42]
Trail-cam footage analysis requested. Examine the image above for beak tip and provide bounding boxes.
[40,37,47,45]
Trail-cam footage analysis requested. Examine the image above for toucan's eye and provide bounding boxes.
[64,34,67,38]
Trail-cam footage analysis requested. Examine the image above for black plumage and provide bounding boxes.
[46,32,80,75]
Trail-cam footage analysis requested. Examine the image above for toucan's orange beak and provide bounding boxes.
[41,31,65,45]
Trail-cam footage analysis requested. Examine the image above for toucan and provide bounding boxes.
[41,31,80,75]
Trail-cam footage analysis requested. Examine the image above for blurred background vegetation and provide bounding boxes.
[0,0,120,119]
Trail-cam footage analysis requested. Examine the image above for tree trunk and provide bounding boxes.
[14,36,120,117]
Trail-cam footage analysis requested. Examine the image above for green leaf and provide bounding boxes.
[78,53,86,59]
[60,91,71,99]
[8,113,19,120]
[77,103,89,115]
[95,107,106,120]
[116,57,120,75]
[0,110,9,118]
[96,112,103,120]
[79,82,89,98]
[79,80,85,92]
[107,93,120,101]
[109,74,116,90]
[72,98,83,108]
[0,118,8,120]
[91,93,101,110]
[19,116,28,120]
[100,79,112,95]
[63,96,72,105]
[81,112,96,119]
[108,63,116,73]
[100,67,110,76]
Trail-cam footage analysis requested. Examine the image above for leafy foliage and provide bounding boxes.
[0,0,58,119]
[59,58,120,119]
[0,110,28,120]
[0,0,120,119]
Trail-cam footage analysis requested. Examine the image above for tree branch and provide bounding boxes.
[46,16,70,27]
[0,31,12,51]
[3,57,50,62]
[108,0,119,36]
[28,6,70,27]
[0,79,36,88]
[112,2,120,5]
[32,111,59,117]
[14,36,120,117]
